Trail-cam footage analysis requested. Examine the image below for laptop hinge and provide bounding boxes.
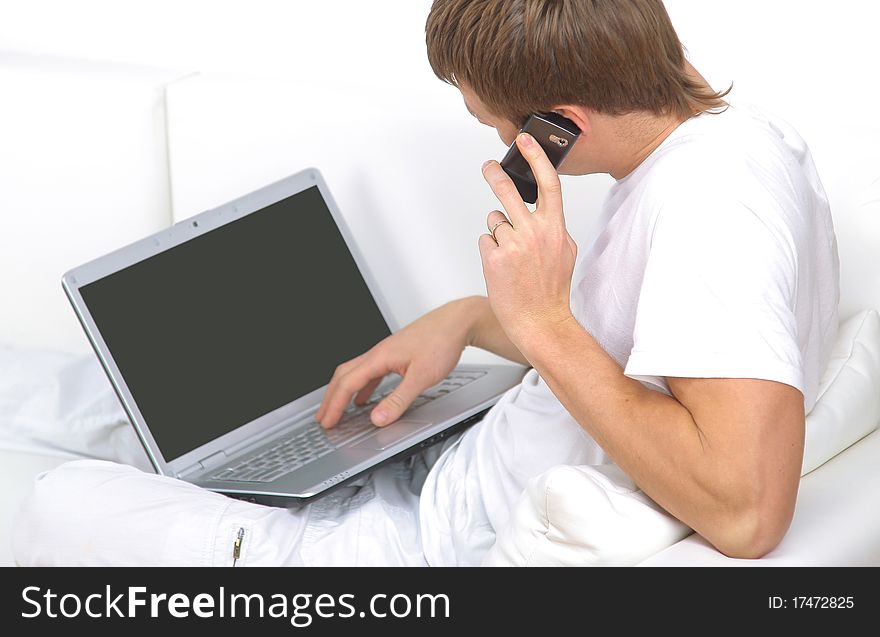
[177,451,228,480]
[199,450,229,471]
[177,463,203,480]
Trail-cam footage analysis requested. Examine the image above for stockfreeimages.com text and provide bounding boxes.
[21,586,450,627]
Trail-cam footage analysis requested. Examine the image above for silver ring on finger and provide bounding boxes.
[490,218,513,244]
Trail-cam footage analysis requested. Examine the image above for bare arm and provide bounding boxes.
[463,295,531,366]
[522,316,805,558]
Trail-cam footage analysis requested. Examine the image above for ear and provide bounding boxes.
[550,105,592,137]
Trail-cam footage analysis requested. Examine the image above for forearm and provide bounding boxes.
[520,315,766,556]
[460,295,531,366]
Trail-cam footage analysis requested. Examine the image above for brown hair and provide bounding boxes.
[425,0,730,124]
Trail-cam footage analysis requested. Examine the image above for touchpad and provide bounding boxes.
[350,419,434,451]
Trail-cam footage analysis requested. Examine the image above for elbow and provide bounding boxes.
[700,475,799,559]
[708,498,796,560]
[694,454,802,560]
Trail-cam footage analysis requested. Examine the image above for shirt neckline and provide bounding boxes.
[613,108,728,186]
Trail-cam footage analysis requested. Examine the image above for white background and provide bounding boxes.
[1,0,878,356]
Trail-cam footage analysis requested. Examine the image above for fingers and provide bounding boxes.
[481,160,530,228]
[478,232,499,262]
[514,133,564,212]
[354,377,383,406]
[316,350,434,429]
[371,373,424,427]
[316,354,389,429]
[315,354,361,423]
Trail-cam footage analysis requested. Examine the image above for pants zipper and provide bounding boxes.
[232,527,245,566]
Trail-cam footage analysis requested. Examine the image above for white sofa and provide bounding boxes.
[2,2,879,566]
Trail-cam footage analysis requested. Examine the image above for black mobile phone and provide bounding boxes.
[500,112,580,204]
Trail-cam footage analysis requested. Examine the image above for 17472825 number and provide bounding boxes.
[769,596,854,609]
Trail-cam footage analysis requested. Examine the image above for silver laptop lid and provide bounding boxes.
[62,168,400,478]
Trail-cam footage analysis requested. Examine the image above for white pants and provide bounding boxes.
[13,446,448,567]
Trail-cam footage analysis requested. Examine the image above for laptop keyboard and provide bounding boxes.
[208,370,486,483]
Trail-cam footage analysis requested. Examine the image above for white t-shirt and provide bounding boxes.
[419,104,840,566]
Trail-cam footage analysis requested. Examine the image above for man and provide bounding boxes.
[14,0,837,566]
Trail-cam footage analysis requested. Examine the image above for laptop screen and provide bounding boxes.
[79,185,392,462]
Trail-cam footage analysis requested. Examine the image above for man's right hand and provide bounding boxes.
[315,296,481,429]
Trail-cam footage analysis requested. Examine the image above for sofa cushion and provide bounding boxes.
[481,463,691,566]
[802,309,880,474]
[484,309,880,566]
[0,346,151,470]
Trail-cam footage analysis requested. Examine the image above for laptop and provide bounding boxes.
[62,167,526,505]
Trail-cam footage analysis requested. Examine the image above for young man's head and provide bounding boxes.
[425,0,728,177]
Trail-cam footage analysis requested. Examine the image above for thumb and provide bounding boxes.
[371,374,424,427]
[567,232,578,258]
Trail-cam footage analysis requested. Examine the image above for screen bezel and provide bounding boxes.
[62,168,400,477]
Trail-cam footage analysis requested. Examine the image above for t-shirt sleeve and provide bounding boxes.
[624,192,804,395]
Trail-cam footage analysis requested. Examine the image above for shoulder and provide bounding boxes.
[643,106,797,195]
[636,106,817,238]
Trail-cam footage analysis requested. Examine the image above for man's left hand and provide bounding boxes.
[478,132,579,355]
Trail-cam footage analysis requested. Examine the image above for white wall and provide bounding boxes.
[0,0,438,89]
[0,52,184,352]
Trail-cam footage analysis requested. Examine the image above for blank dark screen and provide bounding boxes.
[80,185,392,461]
